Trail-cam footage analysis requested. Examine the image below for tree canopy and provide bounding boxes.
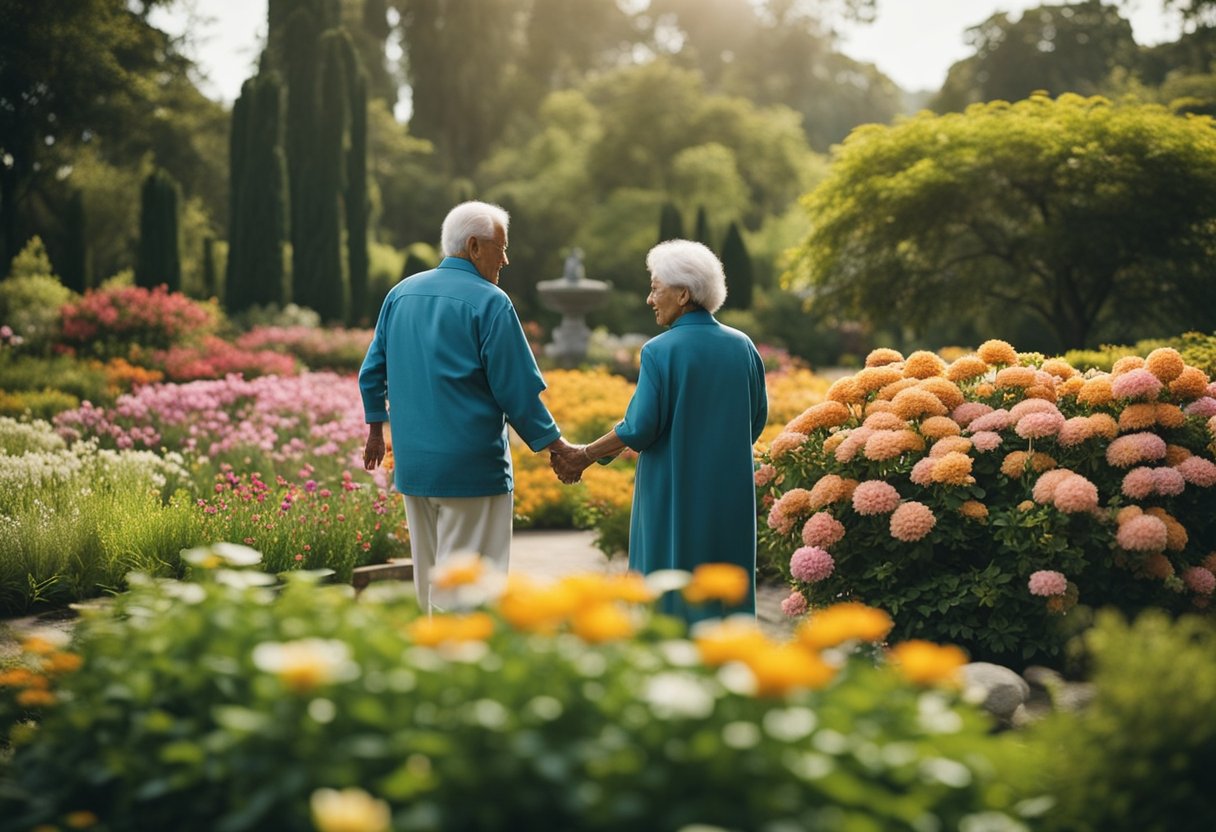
[788,93,1216,350]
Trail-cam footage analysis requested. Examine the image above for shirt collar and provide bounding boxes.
[670,308,715,328]
[437,256,484,278]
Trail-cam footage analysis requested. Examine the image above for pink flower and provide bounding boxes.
[1057,416,1094,447]
[801,512,846,548]
[754,464,777,488]
[1028,570,1068,597]
[767,504,790,534]
[1009,399,1060,420]
[790,546,835,582]
[1184,397,1216,418]
[1176,455,1216,487]
[909,457,936,486]
[1032,468,1076,504]
[1015,410,1065,439]
[970,430,1003,453]
[967,408,1012,433]
[1052,474,1099,513]
[1182,566,1216,596]
[952,402,993,427]
[852,480,902,515]
[781,590,810,617]
[1110,368,1164,400]
[1116,514,1169,552]
[1105,432,1168,468]
[889,501,936,542]
[833,427,873,463]
[1152,467,1186,497]
[862,430,908,461]
[1121,467,1157,500]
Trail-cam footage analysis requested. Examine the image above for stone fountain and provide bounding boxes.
[536,248,610,367]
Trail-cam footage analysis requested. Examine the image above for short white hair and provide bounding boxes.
[440,201,510,257]
[646,239,727,313]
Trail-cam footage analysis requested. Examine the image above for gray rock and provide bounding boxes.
[961,661,1031,723]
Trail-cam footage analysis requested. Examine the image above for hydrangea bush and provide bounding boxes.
[757,340,1216,665]
[0,550,1034,831]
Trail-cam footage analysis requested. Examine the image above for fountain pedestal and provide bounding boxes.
[537,248,609,367]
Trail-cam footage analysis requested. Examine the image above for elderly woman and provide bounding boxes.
[554,240,768,622]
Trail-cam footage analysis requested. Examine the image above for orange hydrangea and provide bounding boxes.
[917,377,966,410]
[863,411,909,431]
[1087,412,1119,439]
[1039,358,1078,380]
[903,350,947,379]
[1170,366,1211,400]
[977,339,1018,366]
[1077,376,1114,407]
[1118,402,1158,432]
[994,366,1037,389]
[787,400,851,433]
[1145,347,1186,383]
[865,347,904,367]
[1001,451,1030,478]
[959,500,989,520]
[1154,403,1187,429]
[854,365,906,393]
[890,388,948,420]
[946,355,989,382]
[931,451,974,485]
[877,377,920,401]
[1111,355,1147,376]
[919,415,962,440]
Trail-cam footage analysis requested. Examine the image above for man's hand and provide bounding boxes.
[546,437,589,484]
[364,423,386,471]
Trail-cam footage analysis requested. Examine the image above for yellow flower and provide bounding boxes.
[571,603,636,643]
[43,652,83,674]
[497,576,580,633]
[694,618,772,667]
[407,612,495,647]
[974,382,996,398]
[865,347,904,367]
[766,368,831,425]
[1017,499,1035,512]
[598,572,657,604]
[310,787,391,832]
[0,667,40,688]
[977,339,1018,366]
[65,811,99,829]
[888,640,968,686]
[683,563,751,605]
[959,500,989,520]
[744,644,836,697]
[795,602,893,650]
[431,553,486,590]
[903,350,947,379]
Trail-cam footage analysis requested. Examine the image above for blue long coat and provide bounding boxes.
[614,310,768,623]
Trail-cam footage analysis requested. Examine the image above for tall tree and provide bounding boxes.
[658,202,684,243]
[341,36,371,325]
[201,235,217,300]
[136,168,181,291]
[789,94,1216,350]
[693,205,713,251]
[62,189,88,293]
[719,220,753,310]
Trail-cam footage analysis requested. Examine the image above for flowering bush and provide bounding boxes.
[757,340,1216,665]
[0,552,1033,831]
[235,325,373,373]
[153,334,298,381]
[58,284,221,358]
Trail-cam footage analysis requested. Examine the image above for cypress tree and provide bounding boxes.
[658,201,683,244]
[720,220,754,311]
[284,6,322,309]
[226,83,249,307]
[62,189,88,292]
[136,169,181,292]
[693,205,713,252]
[201,235,217,300]
[342,37,370,326]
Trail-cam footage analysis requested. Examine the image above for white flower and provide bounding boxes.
[252,638,359,693]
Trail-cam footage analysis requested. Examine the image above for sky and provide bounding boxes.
[151,0,1185,105]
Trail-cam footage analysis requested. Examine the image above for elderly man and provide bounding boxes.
[553,239,768,623]
[360,200,577,611]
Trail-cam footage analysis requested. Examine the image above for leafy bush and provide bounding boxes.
[0,354,112,405]
[756,340,1216,666]
[58,284,221,359]
[0,553,1033,831]
[0,273,77,356]
[0,389,80,421]
[153,334,298,381]
[1063,331,1216,376]
[1032,610,1216,832]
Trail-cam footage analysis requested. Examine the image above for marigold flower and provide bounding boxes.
[694,618,771,666]
[947,355,990,382]
[1016,410,1065,439]
[909,457,936,486]
[1056,376,1086,397]
[801,511,846,548]
[952,401,993,427]
[1077,376,1114,407]
[959,500,989,520]
[807,476,846,510]
[1176,455,1216,486]
[1030,452,1057,472]
[865,347,904,367]
[769,431,809,460]
[826,376,865,405]
[0,668,41,688]
[1144,553,1175,580]
[408,612,495,647]
[891,387,948,421]
[977,339,1018,366]
[1111,355,1146,376]
[1001,450,1030,479]
[44,652,83,674]
[855,365,905,392]
[787,401,851,434]
[1110,368,1163,401]
[863,411,909,431]
[744,644,837,697]
[796,602,894,650]
[1116,514,1169,552]
[572,603,636,643]
[1087,412,1119,439]
[1039,358,1078,380]
[1145,347,1186,382]
[781,590,809,618]
[1106,432,1168,468]
[919,415,961,440]
[1032,468,1076,504]
[887,640,967,686]
[790,546,835,582]
[1169,366,1211,400]
[917,377,966,410]
[1154,403,1187,429]
[498,577,580,633]
[903,350,947,379]
[684,563,751,605]
[1182,566,1216,596]
[1121,467,1157,500]
[1028,570,1068,597]
[931,451,974,486]
[974,382,996,397]
[852,480,902,515]
[311,787,391,832]
[890,501,936,542]
[929,435,972,457]
[1052,474,1100,513]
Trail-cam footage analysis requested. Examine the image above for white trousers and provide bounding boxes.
[402,492,513,613]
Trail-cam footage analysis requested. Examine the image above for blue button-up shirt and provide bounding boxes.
[359,257,560,497]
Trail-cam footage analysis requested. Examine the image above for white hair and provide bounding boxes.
[440,201,510,257]
[646,239,727,313]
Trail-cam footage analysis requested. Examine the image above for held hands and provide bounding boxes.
[548,438,593,484]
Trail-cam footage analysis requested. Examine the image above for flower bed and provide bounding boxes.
[757,341,1216,666]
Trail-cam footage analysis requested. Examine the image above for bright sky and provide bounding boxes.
[151,0,1184,104]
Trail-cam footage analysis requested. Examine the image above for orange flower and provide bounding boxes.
[890,388,948,421]
[931,451,974,485]
[977,339,1018,366]
[1165,443,1193,466]
[1039,358,1078,380]
[994,366,1036,389]
[888,640,968,686]
[865,347,904,367]
[946,355,989,382]
[1000,451,1030,479]
[1087,412,1119,439]
[1077,376,1115,406]
[796,602,893,650]
[744,644,836,697]
[44,652,83,674]
[826,376,865,405]
[0,667,40,687]
[64,811,100,830]
[694,619,771,666]
[1029,452,1057,473]
[683,563,751,606]
[1169,366,1211,400]
[1145,348,1185,383]
[1024,384,1057,402]
[959,500,989,520]
[877,377,920,401]
[974,382,996,398]
[1056,376,1085,397]
[1111,355,1146,376]
[1118,402,1157,431]
[497,577,580,633]
[787,400,851,433]
[863,411,909,431]
[571,603,636,644]
[1154,403,1187,429]
[16,688,57,708]
[431,553,486,589]
[917,377,965,411]
[903,350,947,379]
[855,365,904,393]
[407,612,495,647]
[920,415,961,440]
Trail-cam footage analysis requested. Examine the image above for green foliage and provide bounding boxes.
[0,557,1031,831]
[1032,610,1216,832]
[136,169,182,292]
[720,220,754,311]
[0,258,77,355]
[6,235,54,279]
[0,389,80,422]
[1064,332,1216,376]
[657,200,683,243]
[790,94,1216,350]
[0,355,111,406]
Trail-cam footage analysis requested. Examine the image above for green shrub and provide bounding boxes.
[0,553,1035,831]
[1062,332,1216,375]
[0,354,112,405]
[1031,610,1216,832]
[0,274,77,356]
[0,389,80,421]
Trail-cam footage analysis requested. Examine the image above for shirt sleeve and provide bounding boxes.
[615,347,664,451]
[358,296,391,423]
[749,342,769,443]
[481,301,561,452]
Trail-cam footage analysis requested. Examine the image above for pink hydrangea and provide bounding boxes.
[754,463,777,488]
[1032,468,1076,504]
[1052,474,1099,513]
[1121,467,1158,500]
[834,427,873,463]
[1028,570,1069,597]
[967,408,1012,433]
[1057,416,1095,447]
[952,402,994,428]
[1009,398,1060,420]
[970,430,1004,453]
[863,430,910,461]
[801,511,846,548]
[1110,368,1164,400]
[1182,566,1216,596]
[1152,467,1186,497]
[781,590,810,617]
[1015,410,1066,439]
[1176,455,1216,487]
[790,546,835,582]
[1116,514,1169,552]
[889,501,936,542]
[1184,397,1216,418]
[909,457,936,486]
[767,504,792,535]
[852,480,902,515]
[1106,432,1168,468]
